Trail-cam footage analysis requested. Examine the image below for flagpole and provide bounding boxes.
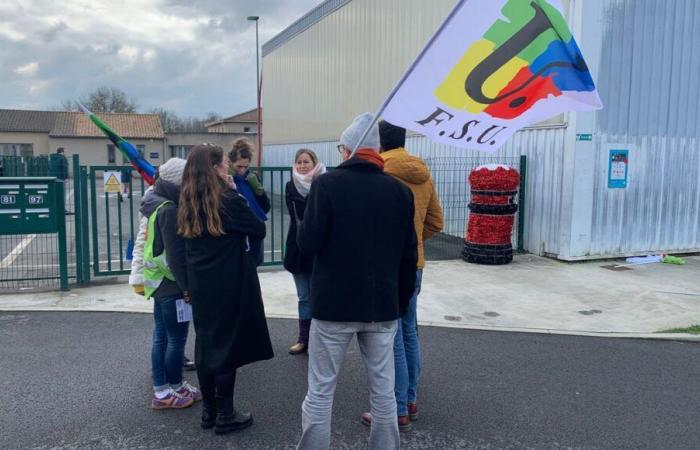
[350,0,470,155]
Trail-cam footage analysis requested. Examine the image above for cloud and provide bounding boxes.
[15,62,39,77]
[0,0,326,117]
[117,46,140,65]
[30,80,50,93]
[41,20,69,43]
[0,22,26,41]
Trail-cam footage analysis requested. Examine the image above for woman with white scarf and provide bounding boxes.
[283,149,326,354]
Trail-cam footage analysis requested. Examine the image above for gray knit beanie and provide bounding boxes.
[339,112,380,152]
[158,158,186,185]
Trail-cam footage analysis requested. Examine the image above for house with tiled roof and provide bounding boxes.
[0,109,166,167]
[205,108,259,134]
[0,108,259,168]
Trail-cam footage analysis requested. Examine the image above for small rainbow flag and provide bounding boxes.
[78,103,157,185]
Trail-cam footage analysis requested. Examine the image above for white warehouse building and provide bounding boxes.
[261,0,700,261]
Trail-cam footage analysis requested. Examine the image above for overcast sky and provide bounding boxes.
[0,0,324,118]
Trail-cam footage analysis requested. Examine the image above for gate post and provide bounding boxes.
[55,180,69,291]
[72,155,83,284]
[80,166,91,283]
[517,155,527,253]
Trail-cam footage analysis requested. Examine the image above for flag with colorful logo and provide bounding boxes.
[380,0,602,152]
[78,103,157,184]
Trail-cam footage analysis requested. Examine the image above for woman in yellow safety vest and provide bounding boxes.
[141,157,202,410]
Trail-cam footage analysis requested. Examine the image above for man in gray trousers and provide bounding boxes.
[296,112,418,450]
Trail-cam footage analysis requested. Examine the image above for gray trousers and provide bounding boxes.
[297,319,400,450]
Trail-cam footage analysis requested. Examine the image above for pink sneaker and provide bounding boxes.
[151,389,194,409]
[175,381,202,403]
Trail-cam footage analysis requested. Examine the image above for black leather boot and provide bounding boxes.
[201,400,217,429]
[198,372,217,429]
[214,394,253,435]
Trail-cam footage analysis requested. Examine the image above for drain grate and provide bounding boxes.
[578,309,603,316]
[601,264,633,271]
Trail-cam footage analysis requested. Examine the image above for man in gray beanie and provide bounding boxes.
[337,112,381,156]
[296,113,418,450]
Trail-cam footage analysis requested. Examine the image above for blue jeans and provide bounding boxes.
[151,296,189,391]
[293,273,312,320]
[394,269,422,416]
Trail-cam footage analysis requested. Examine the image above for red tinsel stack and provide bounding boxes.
[463,164,520,265]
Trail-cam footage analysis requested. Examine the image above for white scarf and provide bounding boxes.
[293,163,327,198]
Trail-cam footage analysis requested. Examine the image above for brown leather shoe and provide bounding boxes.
[397,415,411,431]
[408,402,418,421]
[289,342,308,355]
[360,412,412,432]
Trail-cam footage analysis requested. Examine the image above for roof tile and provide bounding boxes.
[0,109,164,139]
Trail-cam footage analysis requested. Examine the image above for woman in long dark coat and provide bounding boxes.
[178,144,273,435]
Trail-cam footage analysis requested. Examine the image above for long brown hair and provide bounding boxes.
[178,144,228,238]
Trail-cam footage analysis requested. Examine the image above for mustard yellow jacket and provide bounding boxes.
[382,148,444,268]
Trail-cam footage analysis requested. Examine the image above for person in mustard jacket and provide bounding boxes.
[361,120,444,431]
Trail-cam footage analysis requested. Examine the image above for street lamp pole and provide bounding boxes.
[247,16,262,168]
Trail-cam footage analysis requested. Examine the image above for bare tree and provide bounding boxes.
[59,99,79,111]
[62,90,221,133]
[62,87,138,113]
[155,112,222,133]
[149,107,183,132]
[204,112,222,123]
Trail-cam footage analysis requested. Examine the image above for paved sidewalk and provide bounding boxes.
[1,254,698,340]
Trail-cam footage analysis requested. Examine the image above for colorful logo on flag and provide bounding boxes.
[435,0,596,119]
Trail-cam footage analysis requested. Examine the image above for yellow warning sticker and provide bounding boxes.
[104,171,122,193]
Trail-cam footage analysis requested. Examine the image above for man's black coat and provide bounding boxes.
[297,156,418,323]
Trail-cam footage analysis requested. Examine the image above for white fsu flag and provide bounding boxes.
[381,0,603,152]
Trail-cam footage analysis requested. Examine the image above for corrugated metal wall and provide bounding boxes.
[261,0,700,258]
[262,0,458,144]
[263,125,568,255]
[590,134,700,255]
[583,0,700,256]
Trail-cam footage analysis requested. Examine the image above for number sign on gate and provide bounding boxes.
[28,195,44,205]
[1,195,16,205]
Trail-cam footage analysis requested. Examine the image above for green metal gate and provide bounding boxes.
[84,165,145,277]
[258,167,292,267]
[81,165,290,276]
[0,177,69,291]
[1,155,528,291]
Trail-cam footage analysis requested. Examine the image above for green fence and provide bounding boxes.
[424,155,527,260]
[87,166,145,277]
[258,157,527,265]
[0,155,50,177]
[258,167,292,267]
[0,177,69,291]
[0,156,527,291]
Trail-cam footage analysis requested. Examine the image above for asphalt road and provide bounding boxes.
[1,312,699,449]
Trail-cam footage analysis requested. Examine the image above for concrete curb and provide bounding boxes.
[419,319,700,342]
[2,306,698,343]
